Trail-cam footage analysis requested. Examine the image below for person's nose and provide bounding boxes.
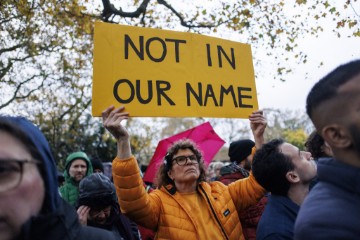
[97,210,106,218]
[305,151,312,160]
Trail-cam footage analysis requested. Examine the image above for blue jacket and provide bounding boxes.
[294,158,360,240]
[256,194,299,240]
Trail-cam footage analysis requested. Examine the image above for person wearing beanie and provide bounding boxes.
[219,139,268,239]
[0,116,115,240]
[77,173,141,240]
[229,139,255,169]
[60,151,93,206]
[91,157,105,173]
[220,139,255,186]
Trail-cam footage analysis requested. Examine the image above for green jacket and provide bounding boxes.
[59,152,93,206]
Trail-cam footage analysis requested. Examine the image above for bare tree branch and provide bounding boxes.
[101,0,150,22]
[0,43,27,55]
[68,99,92,131]
[58,92,85,121]
[0,74,45,109]
[0,61,13,80]
[350,1,360,20]
[157,0,214,28]
[0,14,22,25]
[100,0,222,28]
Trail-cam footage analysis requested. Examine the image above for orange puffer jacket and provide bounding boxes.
[113,156,265,240]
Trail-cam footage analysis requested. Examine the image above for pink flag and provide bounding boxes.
[143,122,225,183]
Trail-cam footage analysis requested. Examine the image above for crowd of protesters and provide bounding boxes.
[1,60,359,239]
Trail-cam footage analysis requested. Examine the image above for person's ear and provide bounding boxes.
[321,141,333,157]
[322,124,351,149]
[167,170,174,181]
[286,171,299,184]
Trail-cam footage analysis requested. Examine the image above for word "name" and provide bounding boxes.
[113,79,252,108]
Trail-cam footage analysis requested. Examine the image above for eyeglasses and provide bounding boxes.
[0,159,41,193]
[89,206,112,218]
[172,155,198,166]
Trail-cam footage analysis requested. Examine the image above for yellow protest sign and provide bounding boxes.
[92,22,258,118]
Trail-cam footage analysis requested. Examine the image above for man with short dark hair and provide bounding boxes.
[294,60,360,239]
[60,152,93,206]
[252,138,317,240]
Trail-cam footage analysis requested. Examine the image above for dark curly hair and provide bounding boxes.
[305,131,328,159]
[155,139,206,188]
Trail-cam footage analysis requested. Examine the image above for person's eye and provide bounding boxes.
[0,162,19,175]
[177,156,186,163]
[189,155,197,161]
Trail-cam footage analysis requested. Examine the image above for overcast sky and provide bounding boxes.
[256,33,359,111]
[252,0,360,112]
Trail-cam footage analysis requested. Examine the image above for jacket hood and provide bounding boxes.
[0,116,59,212]
[63,151,93,181]
[317,157,360,194]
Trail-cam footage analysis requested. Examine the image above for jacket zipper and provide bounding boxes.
[199,185,229,240]
[164,186,201,239]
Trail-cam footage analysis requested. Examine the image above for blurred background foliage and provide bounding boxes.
[0,0,358,169]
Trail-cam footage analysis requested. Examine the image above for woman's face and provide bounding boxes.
[167,148,200,184]
[0,131,45,240]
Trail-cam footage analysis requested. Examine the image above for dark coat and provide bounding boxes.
[257,195,299,240]
[294,158,360,240]
[219,163,267,240]
[20,198,115,240]
[78,173,140,240]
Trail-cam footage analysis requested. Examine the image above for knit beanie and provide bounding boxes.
[228,139,255,162]
[78,173,116,209]
[91,157,104,173]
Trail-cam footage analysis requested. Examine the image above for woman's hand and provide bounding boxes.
[102,105,129,141]
[249,110,267,149]
[102,105,132,159]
